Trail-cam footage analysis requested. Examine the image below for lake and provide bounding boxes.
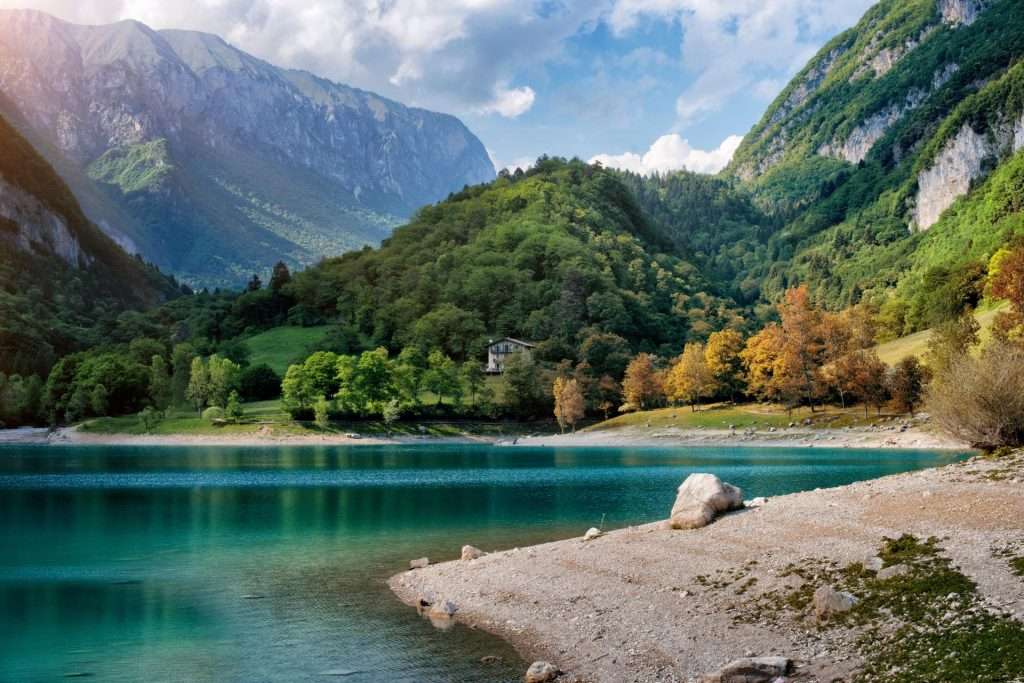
[0,444,967,681]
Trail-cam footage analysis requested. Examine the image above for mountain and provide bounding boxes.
[282,159,744,367]
[0,9,495,287]
[719,0,1024,333]
[0,108,179,376]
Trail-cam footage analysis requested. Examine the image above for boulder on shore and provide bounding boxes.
[669,473,744,529]
[524,660,560,682]
[582,527,602,541]
[461,545,485,561]
[813,585,858,621]
[409,557,429,570]
[700,656,791,682]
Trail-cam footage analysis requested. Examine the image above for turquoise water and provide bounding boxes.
[0,444,967,681]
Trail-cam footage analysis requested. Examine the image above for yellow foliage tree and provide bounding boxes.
[553,377,586,433]
[704,329,745,402]
[622,353,662,411]
[666,343,716,411]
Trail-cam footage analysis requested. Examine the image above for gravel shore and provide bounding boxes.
[390,452,1024,682]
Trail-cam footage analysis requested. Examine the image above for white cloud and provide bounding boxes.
[590,133,743,175]
[607,0,877,126]
[1,0,604,119]
[475,84,536,118]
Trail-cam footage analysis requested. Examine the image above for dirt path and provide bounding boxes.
[390,453,1024,682]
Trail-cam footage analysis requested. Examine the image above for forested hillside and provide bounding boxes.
[720,0,1024,333]
[0,111,179,379]
[284,158,745,367]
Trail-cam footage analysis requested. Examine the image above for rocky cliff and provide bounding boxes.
[0,9,495,286]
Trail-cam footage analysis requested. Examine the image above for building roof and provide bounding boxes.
[488,337,536,348]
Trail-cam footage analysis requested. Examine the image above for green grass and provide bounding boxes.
[243,326,332,374]
[874,304,1006,366]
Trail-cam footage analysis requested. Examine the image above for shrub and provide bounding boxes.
[201,406,225,422]
[238,363,280,401]
[927,341,1024,449]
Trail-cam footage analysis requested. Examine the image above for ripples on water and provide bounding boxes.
[0,444,966,681]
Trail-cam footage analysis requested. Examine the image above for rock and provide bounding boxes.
[582,527,602,541]
[429,599,458,618]
[700,656,791,683]
[524,661,560,683]
[813,585,858,621]
[863,556,884,572]
[877,563,911,580]
[745,497,768,508]
[409,557,430,570]
[480,655,502,665]
[461,545,485,561]
[669,473,744,530]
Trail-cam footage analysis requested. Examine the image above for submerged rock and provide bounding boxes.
[524,660,560,683]
[669,473,744,530]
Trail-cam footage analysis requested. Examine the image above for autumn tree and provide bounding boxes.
[622,353,662,411]
[553,377,586,433]
[666,343,715,411]
[704,329,745,402]
[741,323,789,404]
[596,374,621,420]
[925,313,979,373]
[778,286,829,410]
[987,245,1024,342]
[888,356,929,416]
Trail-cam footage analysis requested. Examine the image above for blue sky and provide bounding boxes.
[2,0,877,174]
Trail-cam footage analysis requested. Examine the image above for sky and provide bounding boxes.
[0,0,877,174]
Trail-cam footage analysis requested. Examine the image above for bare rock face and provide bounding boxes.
[940,0,983,27]
[669,474,743,530]
[524,661,560,683]
[700,656,791,683]
[813,585,858,621]
[0,176,88,267]
[913,123,992,230]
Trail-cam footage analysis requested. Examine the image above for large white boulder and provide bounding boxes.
[669,473,744,530]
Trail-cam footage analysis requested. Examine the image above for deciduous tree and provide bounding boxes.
[704,329,745,403]
[666,343,715,411]
[553,377,586,433]
[622,353,662,411]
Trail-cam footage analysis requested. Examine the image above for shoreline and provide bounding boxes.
[0,423,966,451]
[389,452,1024,682]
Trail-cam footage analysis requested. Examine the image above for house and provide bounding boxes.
[486,337,536,373]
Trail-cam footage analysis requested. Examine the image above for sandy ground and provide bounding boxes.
[509,422,965,451]
[390,453,1024,683]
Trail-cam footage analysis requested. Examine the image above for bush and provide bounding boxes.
[927,341,1024,449]
[201,406,225,422]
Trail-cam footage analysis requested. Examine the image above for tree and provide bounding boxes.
[704,329,745,402]
[270,261,292,292]
[927,340,1024,449]
[139,406,161,433]
[461,361,486,407]
[225,390,244,422]
[382,399,402,435]
[423,349,462,407]
[394,345,427,406]
[149,355,172,413]
[304,351,341,397]
[925,313,980,373]
[186,357,210,414]
[888,356,929,416]
[171,343,196,407]
[987,245,1024,342]
[501,352,546,418]
[622,353,661,411]
[666,343,715,411]
[354,348,399,412]
[741,323,787,403]
[596,374,621,420]
[778,285,828,411]
[553,377,586,433]
[207,355,241,409]
[314,396,331,429]
[238,364,281,401]
[89,383,108,416]
[282,364,317,415]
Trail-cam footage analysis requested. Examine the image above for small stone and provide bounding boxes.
[480,655,502,665]
[863,556,884,572]
[524,660,561,683]
[583,527,602,541]
[813,585,858,621]
[409,557,429,570]
[700,656,790,683]
[877,563,911,580]
[429,599,458,618]
[461,545,485,561]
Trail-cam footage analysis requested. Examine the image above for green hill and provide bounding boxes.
[284,158,745,366]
